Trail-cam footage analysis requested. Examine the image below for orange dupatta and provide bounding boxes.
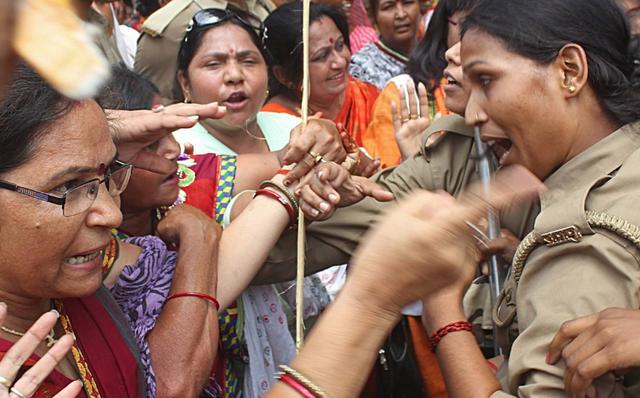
[334,76,379,147]
[262,77,379,147]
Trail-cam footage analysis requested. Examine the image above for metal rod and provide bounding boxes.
[472,125,507,357]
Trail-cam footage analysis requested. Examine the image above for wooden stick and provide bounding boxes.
[296,0,312,350]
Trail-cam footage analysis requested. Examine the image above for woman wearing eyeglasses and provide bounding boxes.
[0,64,143,397]
[0,61,233,398]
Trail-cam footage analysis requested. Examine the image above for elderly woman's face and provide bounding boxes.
[309,17,351,103]
[375,0,421,50]
[462,29,569,180]
[181,23,268,127]
[0,101,122,299]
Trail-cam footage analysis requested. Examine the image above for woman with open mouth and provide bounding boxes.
[255,0,640,396]
[424,0,640,395]
[361,0,476,168]
[92,64,377,397]
[171,6,363,397]
[0,63,144,398]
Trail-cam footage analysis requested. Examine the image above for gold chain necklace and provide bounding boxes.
[0,325,57,348]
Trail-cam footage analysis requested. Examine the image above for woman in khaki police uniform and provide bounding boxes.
[424,0,640,396]
[257,0,640,397]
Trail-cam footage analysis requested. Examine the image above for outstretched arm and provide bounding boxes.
[264,166,541,398]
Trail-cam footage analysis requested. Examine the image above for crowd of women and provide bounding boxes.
[1,0,640,397]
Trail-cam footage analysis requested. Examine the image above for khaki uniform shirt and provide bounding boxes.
[261,117,640,396]
[256,114,538,282]
[134,0,275,101]
[89,8,125,65]
[491,122,640,397]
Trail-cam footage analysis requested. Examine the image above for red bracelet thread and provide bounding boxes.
[278,373,317,398]
[254,188,296,225]
[167,292,220,311]
[429,321,473,352]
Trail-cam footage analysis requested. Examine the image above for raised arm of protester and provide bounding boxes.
[108,104,349,186]
[391,80,431,160]
[107,102,226,165]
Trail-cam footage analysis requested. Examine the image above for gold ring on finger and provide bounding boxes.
[410,114,418,120]
[0,375,11,389]
[308,151,324,165]
[401,117,410,123]
[10,386,26,398]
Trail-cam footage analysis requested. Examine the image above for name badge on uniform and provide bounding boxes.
[541,226,583,247]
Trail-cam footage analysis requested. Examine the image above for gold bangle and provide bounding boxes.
[279,365,331,398]
[259,180,299,215]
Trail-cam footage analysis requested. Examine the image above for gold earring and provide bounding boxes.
[568,84,576,94]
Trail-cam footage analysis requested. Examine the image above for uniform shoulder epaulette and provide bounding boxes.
[420,114,472,152]
[141,0,194,37]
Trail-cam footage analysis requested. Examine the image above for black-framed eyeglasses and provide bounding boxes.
[185,7,266,43]
[0,160,133,217]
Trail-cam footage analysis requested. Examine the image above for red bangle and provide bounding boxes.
[278,373,317,398]
[254,188,296,225]
[429,321,473,352]
[167,292,220,311]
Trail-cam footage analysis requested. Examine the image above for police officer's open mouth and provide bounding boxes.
[490,138,513,165]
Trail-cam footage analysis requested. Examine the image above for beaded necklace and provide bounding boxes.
[101,235,119,278]
[54,300,102,398]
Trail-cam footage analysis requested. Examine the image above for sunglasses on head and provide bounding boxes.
[185,7,266,43]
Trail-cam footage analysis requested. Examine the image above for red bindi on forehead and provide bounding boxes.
[329,37,334,44]
[228,48,236,55]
